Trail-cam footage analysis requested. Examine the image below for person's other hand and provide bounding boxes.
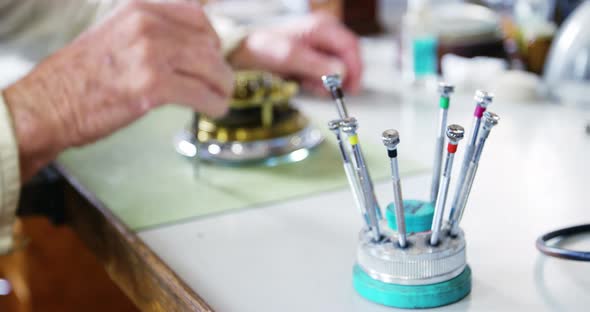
[228,12,362,95]
[4,0,233,180]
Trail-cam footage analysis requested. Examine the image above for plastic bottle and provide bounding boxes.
[400,0,438,89]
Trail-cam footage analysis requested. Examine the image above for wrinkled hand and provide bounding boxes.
[4,1,233,180]
[229,12,362,95]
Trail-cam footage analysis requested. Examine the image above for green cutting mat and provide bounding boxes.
[58,106,426,230]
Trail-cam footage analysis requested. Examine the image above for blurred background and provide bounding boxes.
[1,0,589,311]
[204,0,589,106]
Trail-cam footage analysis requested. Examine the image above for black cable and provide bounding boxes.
[536,224,590,262]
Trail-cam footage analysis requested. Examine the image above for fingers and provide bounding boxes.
[157,72,230,118]
[131,34,233,117]
[120,1,234,116]
[126,0,220,48]
[306,13,363,93]
[284,46,345,91]
[156,33,233,116]
[301,80,329,96]
[163,33,234,98]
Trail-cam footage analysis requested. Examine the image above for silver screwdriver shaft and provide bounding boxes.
[322,74,349,119]
[430,124,464,246]
[449,91,493,225]
[322,73,383,223]
[431,83,454,203]
[449,112,500,236]
[341,118,381,242]
[328,120,369,227]
[382,129,407,248]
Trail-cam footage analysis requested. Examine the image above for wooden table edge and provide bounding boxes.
[54,162,214,312]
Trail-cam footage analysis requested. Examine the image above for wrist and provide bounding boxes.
[3,76,68,180]
[227,36,257,70]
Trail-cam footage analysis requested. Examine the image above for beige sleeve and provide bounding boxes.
[206,12,249,57]
[0,0,122,61]
[0,91,20,255]
[0,0,247,61]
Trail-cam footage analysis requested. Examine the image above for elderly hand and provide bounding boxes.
[4,1,233,180]
[228,12,362,95]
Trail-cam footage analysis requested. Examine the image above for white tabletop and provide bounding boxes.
[139,40,590,311]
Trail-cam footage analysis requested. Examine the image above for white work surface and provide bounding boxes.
[138,40,590,311]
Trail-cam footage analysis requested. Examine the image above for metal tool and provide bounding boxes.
[329,120,369,226]
[322,73,382,221]
[449,91,492,226]
[449,112,499,236]
[382,129,407,248]
[431,83,454,203]
[322,74,349,119]
[341,117,382,242]
[430,124,464,246]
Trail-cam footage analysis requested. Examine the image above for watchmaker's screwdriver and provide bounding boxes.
[449,91,492,229]
[322,74,382,221]
[430,124,464,246]
[449,112,499,236]
[382,129,407,248]
[329,120,369,226]
[341,117,382,242]
[431,83,454,204]
[322,74,349,119]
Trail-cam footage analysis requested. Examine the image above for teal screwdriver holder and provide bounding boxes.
[386,199,434,233]
[353,199,471,309]
[319,75,484,310]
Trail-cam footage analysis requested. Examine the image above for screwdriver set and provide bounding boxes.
[322,74,499,309]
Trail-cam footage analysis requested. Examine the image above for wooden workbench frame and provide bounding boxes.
[56,164,212,312]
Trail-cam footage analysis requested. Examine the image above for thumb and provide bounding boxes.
[286,47,347,86]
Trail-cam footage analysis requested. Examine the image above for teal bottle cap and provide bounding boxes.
[386,199,434,233]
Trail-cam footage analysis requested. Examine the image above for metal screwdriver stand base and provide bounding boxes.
[353,199,471,309]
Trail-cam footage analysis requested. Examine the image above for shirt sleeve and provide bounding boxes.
[0,0,121,62]
[206,12,249,57]
[0,0,248,62]
[0,91,20,255]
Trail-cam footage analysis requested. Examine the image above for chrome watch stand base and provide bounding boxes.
[174,126,323,166]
